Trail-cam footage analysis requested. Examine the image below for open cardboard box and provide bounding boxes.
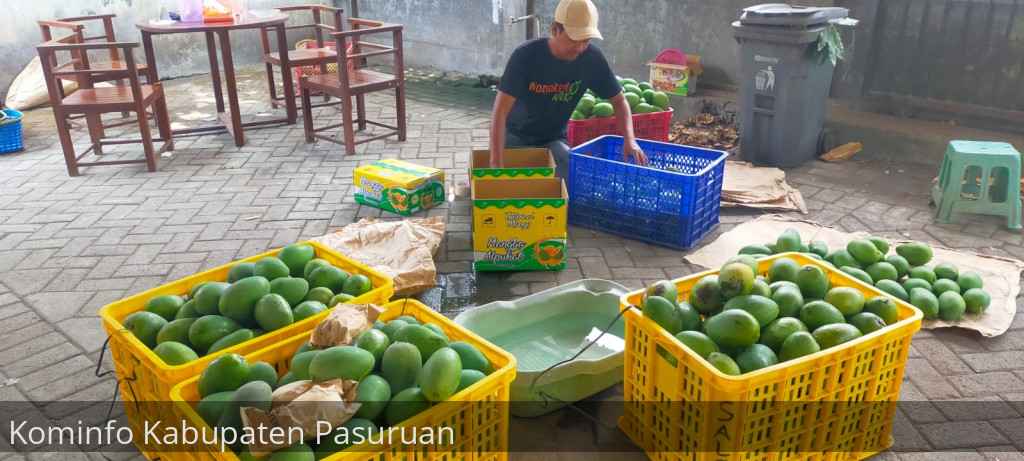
[472,177,567,271]
[469,148,555,182]
[647,54,703,96]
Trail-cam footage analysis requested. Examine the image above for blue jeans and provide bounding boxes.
[504,133,570,181]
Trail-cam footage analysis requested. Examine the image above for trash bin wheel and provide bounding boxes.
[818,126,836,156]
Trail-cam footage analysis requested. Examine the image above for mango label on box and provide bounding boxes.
[473,178,567,271]
[354,159,444,215]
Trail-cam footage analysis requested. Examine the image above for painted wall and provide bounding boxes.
[4,0,1018,132]
[0,0,328,99]
[2,0,838,99]
[352,0,835,89]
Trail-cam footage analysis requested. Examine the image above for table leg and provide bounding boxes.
[217,29,245,147]
[141,31,159,82]
[205,31,225,114]
[275,24,297,125]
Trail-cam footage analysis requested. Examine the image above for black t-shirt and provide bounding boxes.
[498,37,621,146]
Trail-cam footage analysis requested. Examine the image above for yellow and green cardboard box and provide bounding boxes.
[647,54,703,96]
[473,177,566,271]
[469,148,555,182]
[353,159,445,216]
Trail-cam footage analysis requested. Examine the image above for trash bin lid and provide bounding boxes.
[739,3,848,28]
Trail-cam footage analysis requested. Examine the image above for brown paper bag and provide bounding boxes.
[308,303,385,349]
[241,379,360,456]
[721,161,808,214]
[311,217,446,296]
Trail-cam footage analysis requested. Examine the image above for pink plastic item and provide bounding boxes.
[654,49,688,66]
[178,0,203,22]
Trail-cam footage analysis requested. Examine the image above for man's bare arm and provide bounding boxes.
[489,91,518,168]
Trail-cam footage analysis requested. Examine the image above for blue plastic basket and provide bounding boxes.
[569,135,727,250]
[0,109,25,154]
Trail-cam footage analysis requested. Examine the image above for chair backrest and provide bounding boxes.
[331,19,404,87]
[38,20,86,91]
[37,39,144,113]
[40,14,122,63]
[260,6,344,54]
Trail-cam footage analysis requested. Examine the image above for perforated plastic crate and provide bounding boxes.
[618,253,923,460]
[0,109,25,154]
[569,135,727,249]
[98,242,393,458]
[567,109,673,148]
[168,298,516,460]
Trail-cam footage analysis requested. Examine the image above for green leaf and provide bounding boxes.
[812,23,846,66]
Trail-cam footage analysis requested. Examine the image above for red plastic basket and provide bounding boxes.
[292,40,355,95]
[567,109,673,148]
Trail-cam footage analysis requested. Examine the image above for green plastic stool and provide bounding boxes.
[930,140,1022,229]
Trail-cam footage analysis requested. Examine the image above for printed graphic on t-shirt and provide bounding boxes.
[528,80,582,102]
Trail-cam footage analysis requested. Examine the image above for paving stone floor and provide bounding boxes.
[0,66,1021,459]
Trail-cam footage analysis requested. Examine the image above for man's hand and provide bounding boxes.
[489,91,517,170]
[607,92,648,166]
[622,137,647,166]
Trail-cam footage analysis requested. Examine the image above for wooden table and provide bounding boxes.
[137,13,297,147]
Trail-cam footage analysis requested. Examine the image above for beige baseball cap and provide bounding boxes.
[554,0,603,41]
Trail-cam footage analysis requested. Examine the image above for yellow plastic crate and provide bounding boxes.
[166,298,516,460]
[98,241,394,458]
[617,253,923,460]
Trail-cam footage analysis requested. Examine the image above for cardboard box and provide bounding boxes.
[353,159,445,216]
[470,148,555,181]
[473,177,567,271]
[647,55,703,96]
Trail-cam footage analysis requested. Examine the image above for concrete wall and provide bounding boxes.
[353,0,834,89]
[2,0,840,100]
[4,0,1017,133]
[0,0,328,100]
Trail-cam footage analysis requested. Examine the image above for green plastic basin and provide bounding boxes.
[454,279,628,417]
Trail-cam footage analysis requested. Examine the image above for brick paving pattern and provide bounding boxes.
[0,67,1021,459]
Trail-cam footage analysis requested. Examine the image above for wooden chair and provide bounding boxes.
[38,39,172,177]
[260,5,344,109]
[301,19,406,155]
[39,14,150,124]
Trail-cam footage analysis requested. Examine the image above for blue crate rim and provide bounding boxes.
[569,135,729,177]
[0,109,25,125]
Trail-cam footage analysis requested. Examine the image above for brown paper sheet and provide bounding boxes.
[308,303,384,350]
[685,214,1023,337]
[722,162,808,214]
[241,379,360,456]
[311,217,446,297]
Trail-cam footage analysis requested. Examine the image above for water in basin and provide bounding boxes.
[490,312,626,372]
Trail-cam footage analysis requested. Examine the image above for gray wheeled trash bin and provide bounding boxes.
[732,4,850,168]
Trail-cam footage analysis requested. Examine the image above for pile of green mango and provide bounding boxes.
[121,243,377,367]
[640,252,903,377]
[192,314,496,458]
[571,76,671,120]
[737,229,991,322]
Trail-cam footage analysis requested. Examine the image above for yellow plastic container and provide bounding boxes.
[98,242,394,458]
[165,298,516,460]
[618,253,922,460]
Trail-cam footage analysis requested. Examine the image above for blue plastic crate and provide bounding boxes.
[569,135,727,249]
[0,109,25,154]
